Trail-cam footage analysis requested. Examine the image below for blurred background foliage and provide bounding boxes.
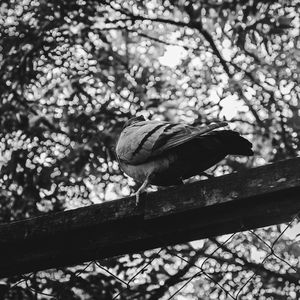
[0,0,299,299]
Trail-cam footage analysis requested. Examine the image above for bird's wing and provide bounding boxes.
[116,120,169,164]
[116,120,228,165]
[151,121,228,155]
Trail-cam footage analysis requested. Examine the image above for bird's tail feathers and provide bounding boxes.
[209,130,254,156]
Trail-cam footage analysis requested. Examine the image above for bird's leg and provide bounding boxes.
[200,172,214,179]
[134,175,151,206]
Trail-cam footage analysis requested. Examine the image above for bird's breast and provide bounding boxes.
[119,153,177,183]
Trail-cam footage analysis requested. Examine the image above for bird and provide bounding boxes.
[116,116,253,204]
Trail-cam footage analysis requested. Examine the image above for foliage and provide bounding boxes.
[0,0,299,299]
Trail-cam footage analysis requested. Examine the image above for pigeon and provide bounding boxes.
[116,116,253,204]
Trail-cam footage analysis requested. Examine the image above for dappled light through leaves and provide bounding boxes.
[0,0,299,299]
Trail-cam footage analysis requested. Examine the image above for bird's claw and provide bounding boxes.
[133,176,151,206]
[134,191,141,206]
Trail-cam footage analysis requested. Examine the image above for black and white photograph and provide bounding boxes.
[0,0,299,299]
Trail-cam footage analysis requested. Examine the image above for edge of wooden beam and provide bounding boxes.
[0,157,299,277]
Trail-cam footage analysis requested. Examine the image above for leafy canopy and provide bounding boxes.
[0,0,299,299]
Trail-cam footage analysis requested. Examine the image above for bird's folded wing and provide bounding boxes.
[116,121,168,164]
[117,121,228,165]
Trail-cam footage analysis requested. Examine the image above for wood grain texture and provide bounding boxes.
[0,157,300,278]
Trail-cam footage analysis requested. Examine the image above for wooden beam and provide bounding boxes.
[0,158,300,278]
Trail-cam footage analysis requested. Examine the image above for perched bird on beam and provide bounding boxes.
[116,116,253,204]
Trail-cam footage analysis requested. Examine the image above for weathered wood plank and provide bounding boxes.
[0,158,300,278]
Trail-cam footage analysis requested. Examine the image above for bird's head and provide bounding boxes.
[122,115,146,129]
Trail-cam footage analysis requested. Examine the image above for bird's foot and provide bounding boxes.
[134,187,148,206]
[133,176,151,206]
[134,191,141,206]
[200,172,214,179]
